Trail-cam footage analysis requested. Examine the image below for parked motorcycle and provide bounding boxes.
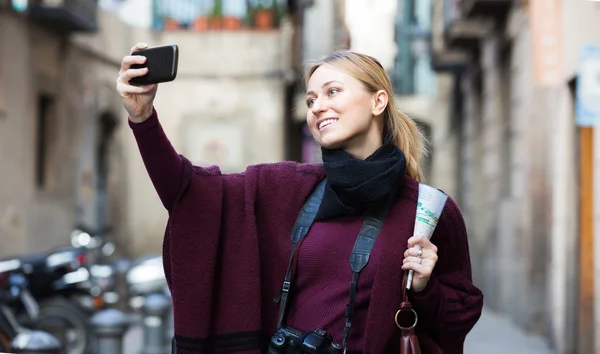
[0,233,117,354]
[0,260,26,352]
[69,227,120,308]
[0,308,16,352]
[126,254,167,301]
[23,227,122,354]
[0,259,55,353]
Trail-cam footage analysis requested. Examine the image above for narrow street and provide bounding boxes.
[465,308,555,354]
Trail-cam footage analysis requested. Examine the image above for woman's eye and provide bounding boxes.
[328,88,339,96]
[306,98,315,108]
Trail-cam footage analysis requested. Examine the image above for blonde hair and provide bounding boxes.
[305,51,428,182]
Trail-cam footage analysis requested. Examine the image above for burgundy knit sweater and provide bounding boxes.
[130,109,483,354]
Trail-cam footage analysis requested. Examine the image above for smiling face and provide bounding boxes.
[305,64,387,159]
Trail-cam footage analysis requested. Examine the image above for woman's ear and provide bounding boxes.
[372,90,388,117]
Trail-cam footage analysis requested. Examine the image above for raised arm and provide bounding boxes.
[117,43,184,211]
[129,109,184,211]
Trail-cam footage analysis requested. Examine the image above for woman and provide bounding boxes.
[117,43,483,354]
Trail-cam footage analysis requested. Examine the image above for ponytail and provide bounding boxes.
[387,103,428,182]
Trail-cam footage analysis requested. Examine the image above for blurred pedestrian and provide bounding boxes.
[116,43,483,354]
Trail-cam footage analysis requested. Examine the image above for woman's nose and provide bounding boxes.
[311,97,327,115]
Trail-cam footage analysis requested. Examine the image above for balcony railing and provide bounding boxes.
[431,50,469,73]
[442,0,487,50]
[28,0,98,33]
[152,0,287,31]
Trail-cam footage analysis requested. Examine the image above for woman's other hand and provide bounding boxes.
[402,235,439,292]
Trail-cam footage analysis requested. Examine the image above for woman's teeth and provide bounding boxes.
[319,119,338,130]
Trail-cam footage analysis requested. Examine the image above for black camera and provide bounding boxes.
[268,325,343,354]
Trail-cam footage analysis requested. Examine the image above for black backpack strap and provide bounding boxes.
[274,179,327,328]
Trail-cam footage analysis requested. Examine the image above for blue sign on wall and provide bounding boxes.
[576,44,600,127]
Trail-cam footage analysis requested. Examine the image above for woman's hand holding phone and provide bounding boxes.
[116,43,158,123]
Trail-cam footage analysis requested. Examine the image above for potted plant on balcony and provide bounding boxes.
[192,1,211,31]
[193,16,209,31]
[223,15,242,30]
[222,0,245,30]
[164,17,180,31]
[208,0,224,30]
[251,0,275,30]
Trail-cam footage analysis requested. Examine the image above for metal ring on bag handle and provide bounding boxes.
[395,308,418,330]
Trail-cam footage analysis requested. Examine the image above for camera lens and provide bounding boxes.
[271,333,286,348]
[329,342,342,354]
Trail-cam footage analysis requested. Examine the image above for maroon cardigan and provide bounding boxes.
[130,109,483,354]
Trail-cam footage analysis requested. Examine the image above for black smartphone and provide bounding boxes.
[130,44,179,86]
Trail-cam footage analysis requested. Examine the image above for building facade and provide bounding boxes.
[0,1,125,258]
[431,0,600,353]
[0,0,307,259]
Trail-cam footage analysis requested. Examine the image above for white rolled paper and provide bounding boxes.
[407,184,448,289]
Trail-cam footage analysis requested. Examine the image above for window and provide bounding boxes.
[394,0,435,96]
[96,112,118,228]
[35,95,54,188]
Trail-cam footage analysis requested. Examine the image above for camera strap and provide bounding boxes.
[342,195,394,353]
[274,178,394,353]
[274,179,327,328]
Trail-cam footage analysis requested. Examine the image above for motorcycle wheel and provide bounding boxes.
[33,298,96,354]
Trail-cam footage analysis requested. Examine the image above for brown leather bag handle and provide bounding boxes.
[401,272,409,303]
[396,272,418,329]
[396,272,421,353]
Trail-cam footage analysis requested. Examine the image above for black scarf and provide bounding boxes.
[315,144,407,220]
